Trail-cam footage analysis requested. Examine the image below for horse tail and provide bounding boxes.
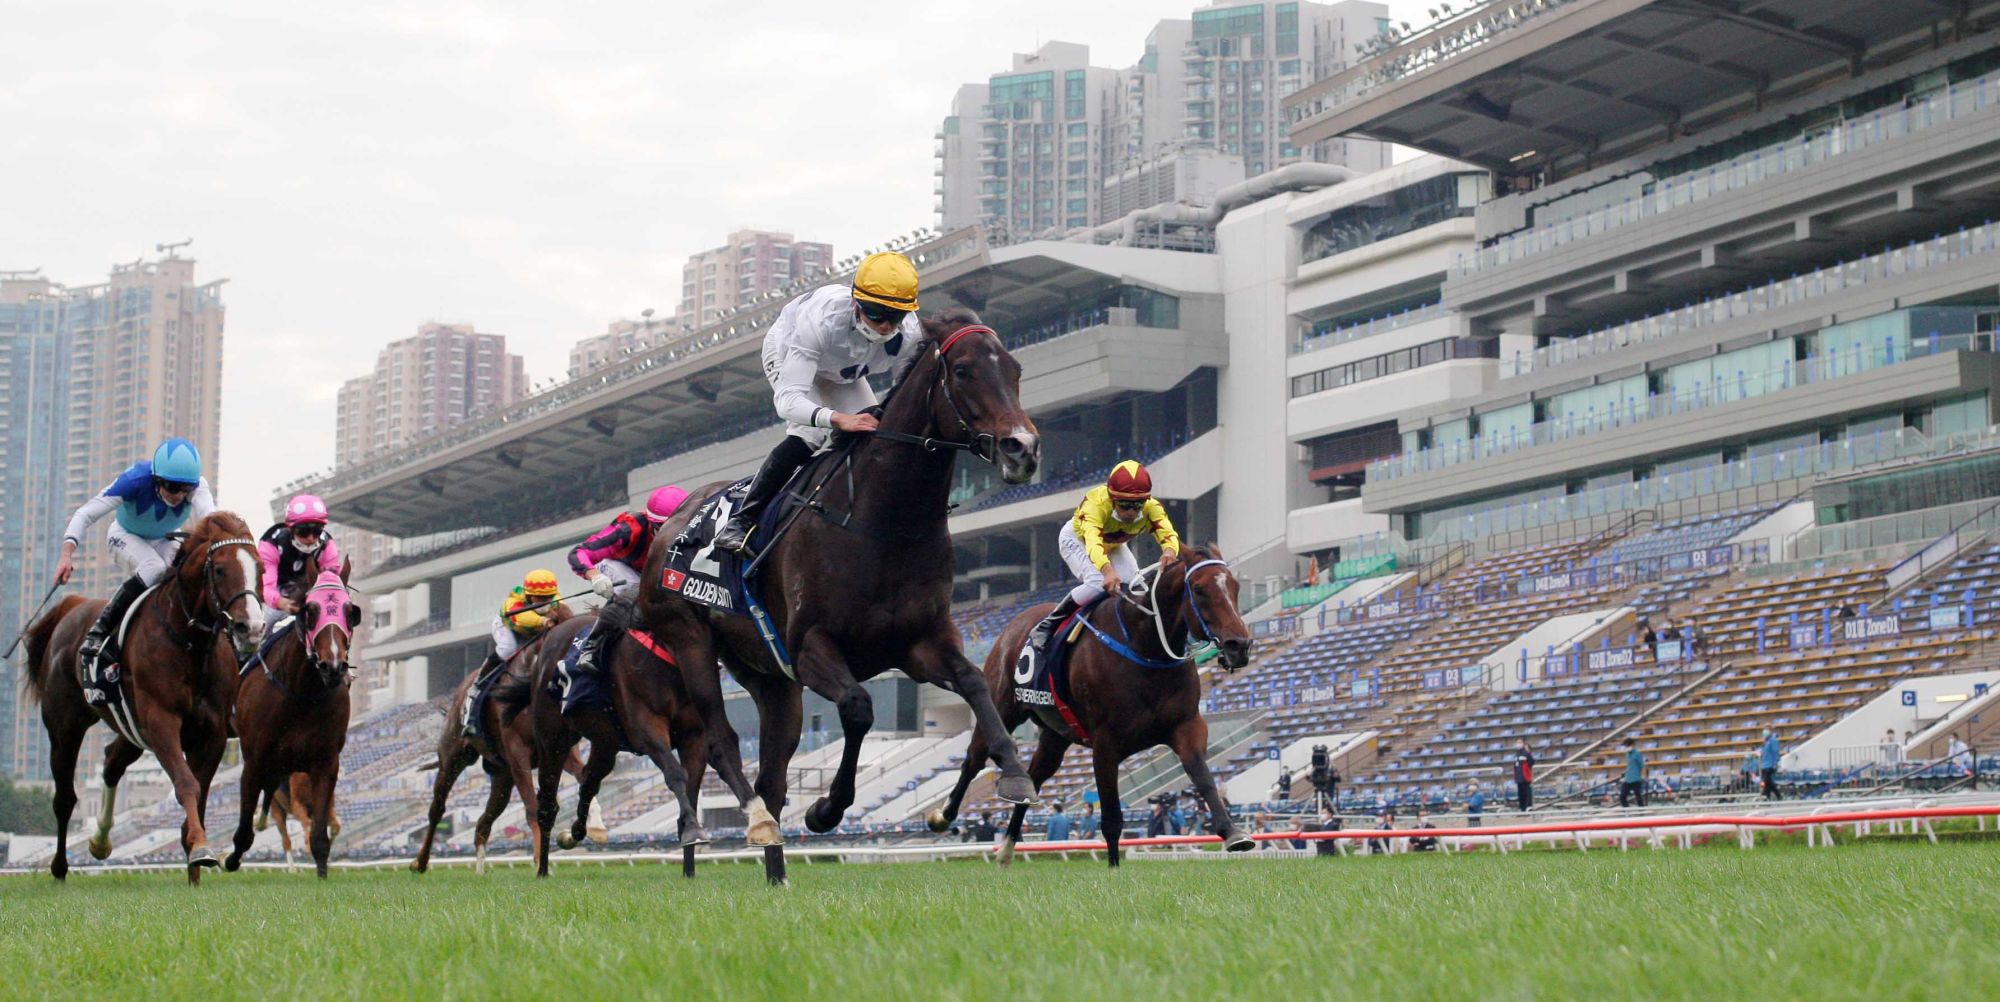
[20,595,87,704]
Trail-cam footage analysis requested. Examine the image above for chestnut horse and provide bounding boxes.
[20,511,266,883]
[932,543,1255,867]
[409,604,609,874]
[525,601,710,877]
[638,309,1042,884]
[261,774,341,871]
[225,568,359,877]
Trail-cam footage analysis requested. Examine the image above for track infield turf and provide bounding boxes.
[2,841,1993,1000]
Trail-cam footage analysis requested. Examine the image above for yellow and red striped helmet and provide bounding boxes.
[523,569,560,597]
[1106,460,1153,501]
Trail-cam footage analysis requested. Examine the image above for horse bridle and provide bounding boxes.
[871,324,1002,466]
[296,582,355,687]
[1121,557,1236,665]
[167,537,261,645]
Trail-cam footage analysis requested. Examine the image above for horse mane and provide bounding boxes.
[184,511,254,548]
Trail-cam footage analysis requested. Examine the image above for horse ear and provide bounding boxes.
[1206,541,1224,560]
[345,603,362,631]
[340,556,353,584]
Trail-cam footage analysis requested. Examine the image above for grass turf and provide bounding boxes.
[1,842,1993,1000]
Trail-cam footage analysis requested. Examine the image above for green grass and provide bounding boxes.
[2,843,1994,1000]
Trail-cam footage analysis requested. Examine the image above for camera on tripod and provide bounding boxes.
[1309,744,1334,793]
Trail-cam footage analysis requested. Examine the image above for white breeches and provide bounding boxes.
[492,619,522,659]
[595,559,641,599]
[107,524,181,587]
[1058,521,1139,606]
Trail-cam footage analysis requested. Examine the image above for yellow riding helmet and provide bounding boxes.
[523,569,560,597]
[852,252,919,312]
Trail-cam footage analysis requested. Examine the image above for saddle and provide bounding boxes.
[548,623,677,731]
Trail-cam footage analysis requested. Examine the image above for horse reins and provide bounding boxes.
[1120,557,1235,664]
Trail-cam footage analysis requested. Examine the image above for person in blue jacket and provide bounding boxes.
[1759,729,1783,800]
[54,438,220,703]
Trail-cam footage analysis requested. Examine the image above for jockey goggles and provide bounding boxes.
[154,477,195,496]
[292,523,325,538]
[856,300,911,327]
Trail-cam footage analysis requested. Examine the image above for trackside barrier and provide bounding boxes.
[10,805,1994,875]
[1009,804,2000,856]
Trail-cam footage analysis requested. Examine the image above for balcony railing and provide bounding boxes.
[1501,219,2000,378]
[1377,332,1999,483]
[1294,301,1449,354]
[1454,70,2000,278]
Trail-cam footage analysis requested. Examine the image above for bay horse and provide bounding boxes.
[637,309,1041,884]
[931,543,1256,867]
[525,600,710,878]
[224,568,359,877]
[20,511,266,883]
[409,604,606,875]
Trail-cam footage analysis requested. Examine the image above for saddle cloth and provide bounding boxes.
[552,623,614,716]
[237,618,294,678]
[77,584,160,706]
[658,479,762,618]
[1015,601,1102,746]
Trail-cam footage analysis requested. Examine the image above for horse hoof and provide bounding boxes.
[681,827,711,848]
[87,836,112,861]
[586,824,609,845]
[557,830,578,851]
[926,809,952,833]
[746,819,783,847]
[223,852,243,873]
[803,799,842,834]
[996,837,1016,867]
[1222,831,1256,853]
[995,775,1039,806]
[188,845,219,869]
[586,801,608,844]
[408,859,425,874]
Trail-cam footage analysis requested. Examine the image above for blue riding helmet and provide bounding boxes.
[151,437,202,485]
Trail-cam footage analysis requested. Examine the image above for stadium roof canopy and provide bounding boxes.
[294,232,1218,538]
[1285,0,1996,179]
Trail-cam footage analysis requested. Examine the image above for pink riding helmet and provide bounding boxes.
[286,493,330,527]
[645,485,689,524]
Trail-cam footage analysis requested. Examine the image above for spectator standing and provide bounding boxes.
[1276,766,1294,803]
[1077,802,1099,839]
[973,812,998,843]
[1168,797,1186,836]
[1045,802,1073,842]
[1514,739,1536,811]
[1410,811,1440,852]
[1738,749,1759,793]
[1880,728,1901,767]
[1948,734,1973,778]
[1760,729,1782,800]
[1312,804,1340,858]
[1619,738,1647,808]
[1466,785,1486,827]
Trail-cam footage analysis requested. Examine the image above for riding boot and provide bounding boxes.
[570,620,610,677]
[1015,595,1082,679]
[712,436,812,554]
[462,652,503,738]
[80,575,147,705]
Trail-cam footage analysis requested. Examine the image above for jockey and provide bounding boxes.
[570,485,687,601]
[710,251,924,553]
[258,494,343,629]
[55,437,216,700]
[462,569,565,737]
[566,485,687,675]
[1017,460,1181,677]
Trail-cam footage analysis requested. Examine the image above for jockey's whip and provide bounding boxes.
[3,581,63,660]
[503,590,593,620]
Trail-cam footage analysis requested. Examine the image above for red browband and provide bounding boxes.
[936,324,994,356]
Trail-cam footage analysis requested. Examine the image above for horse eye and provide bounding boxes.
[952,365,972,380]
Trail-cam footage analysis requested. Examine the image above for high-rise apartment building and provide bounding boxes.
[568,315,680,379]
[2,253,226,779]
[675,230,833,330]
[333,322,526,575]
[935,84,991,232]
[937,3,1391,234]
[1179,1,1390,177]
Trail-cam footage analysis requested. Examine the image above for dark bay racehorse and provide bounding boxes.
[21,512,266,883]
[225,567,359,877]
[932,543,1255,867]
[410,604,600,875]
[525,601,710,877]
[638,309,1041,883]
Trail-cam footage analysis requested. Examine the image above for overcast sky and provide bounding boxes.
[2,0,1426,518]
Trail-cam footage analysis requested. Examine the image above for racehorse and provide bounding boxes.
[931,543,1256,867]
[525,601,710,878]
[637,308,1041,884]
[224,567,359,877]
[409,605,607,875]
[20,511,266,883]
[260,773,342,872]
